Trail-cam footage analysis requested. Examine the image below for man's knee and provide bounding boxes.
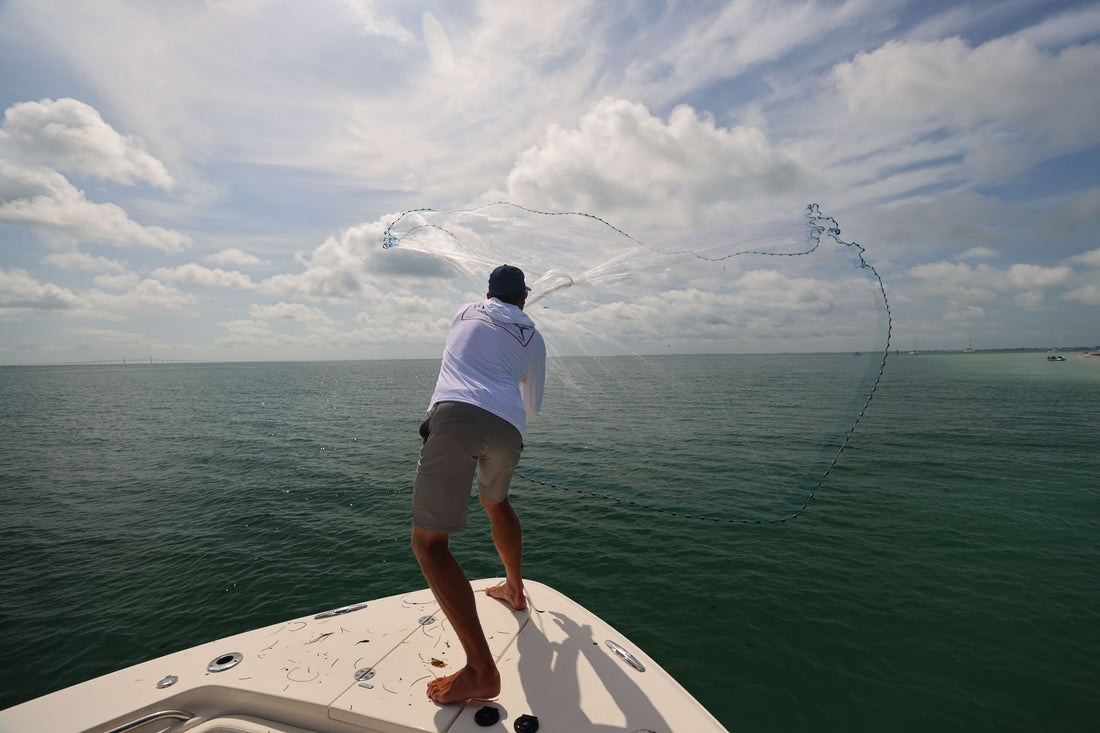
[411,526,449,561]
[483,496,519,524]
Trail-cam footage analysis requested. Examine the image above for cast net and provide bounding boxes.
[383,203,890,522]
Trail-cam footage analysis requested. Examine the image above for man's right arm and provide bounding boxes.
[521,336,546,423]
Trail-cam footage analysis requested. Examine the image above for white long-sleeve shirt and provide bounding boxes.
[427,298,546,439]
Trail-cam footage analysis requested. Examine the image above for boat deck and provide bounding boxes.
[0,580,728,733]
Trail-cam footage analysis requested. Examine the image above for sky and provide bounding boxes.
[1,0,1098,364]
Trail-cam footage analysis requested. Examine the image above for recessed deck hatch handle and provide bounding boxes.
[605,640,645,672]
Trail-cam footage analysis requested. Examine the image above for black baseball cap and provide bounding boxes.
[488,264,531,296]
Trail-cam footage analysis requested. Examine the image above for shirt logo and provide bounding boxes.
[462,303,536,345]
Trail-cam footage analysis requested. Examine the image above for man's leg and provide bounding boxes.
[480,496,527,610]
[411,526,501,704]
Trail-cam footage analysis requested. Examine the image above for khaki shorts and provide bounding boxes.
[412,401,523,533]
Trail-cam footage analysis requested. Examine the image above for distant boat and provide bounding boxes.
[964,338,974,353]
[1047,355,1067,361]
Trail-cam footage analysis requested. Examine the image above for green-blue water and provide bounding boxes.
[1,353,1098,731]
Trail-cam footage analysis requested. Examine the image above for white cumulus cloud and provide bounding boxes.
[958,247,999,260]
[831,36,1100,179]
[502,97,810,232]
[261,220,395,302]
[1067,247,1100,268]
[1064,283,1100,305]
[0,268,81,315]
[250,301,335,328]
[150,263,256,289]
[206,248,264,267]
[0,101,189,253]
[87,274,196,315]
[0,98,173,188]
[42,251,128,273]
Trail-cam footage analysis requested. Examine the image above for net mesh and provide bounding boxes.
[384,203,891,522]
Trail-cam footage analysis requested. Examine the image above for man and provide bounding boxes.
[411,264,547,705]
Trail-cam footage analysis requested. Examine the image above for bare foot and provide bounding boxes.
[485,583,527,611]
[426,665,501,704]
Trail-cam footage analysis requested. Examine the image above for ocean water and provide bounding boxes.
[1,353,1097,731]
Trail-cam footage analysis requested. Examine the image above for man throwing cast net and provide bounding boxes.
[410,264,547,704]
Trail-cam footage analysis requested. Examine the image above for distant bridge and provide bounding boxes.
[19,357,201,367]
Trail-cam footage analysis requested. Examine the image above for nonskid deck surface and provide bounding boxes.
[0,580,729,733]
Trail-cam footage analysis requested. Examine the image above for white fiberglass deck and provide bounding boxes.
[0,580,729,733]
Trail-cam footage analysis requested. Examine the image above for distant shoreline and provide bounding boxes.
[899,347,1100,356]
[5,348,1100,368]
